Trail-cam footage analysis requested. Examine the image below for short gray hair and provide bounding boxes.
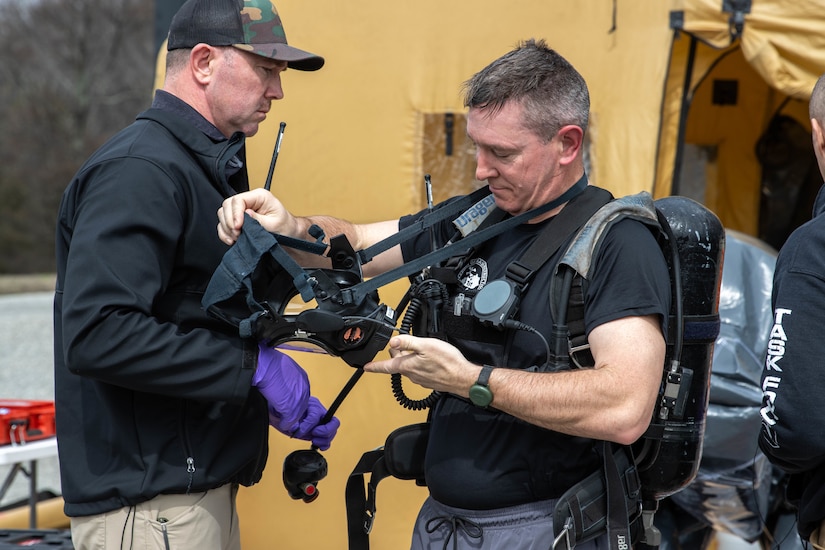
[461,38,590,141]
[165,48,192,75]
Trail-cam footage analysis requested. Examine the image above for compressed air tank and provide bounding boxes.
[634,196,725,502]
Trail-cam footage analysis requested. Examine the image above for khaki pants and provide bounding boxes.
[811,522,825,550]
[70,484,241,550]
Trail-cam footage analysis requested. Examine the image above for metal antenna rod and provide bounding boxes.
[264,122,287,191]
[425,174,437,252]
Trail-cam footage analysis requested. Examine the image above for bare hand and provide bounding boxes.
[364,335,477,395]
[217,189,295,245]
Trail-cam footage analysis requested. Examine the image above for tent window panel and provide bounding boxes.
[712,79,738,106]
[418,112,483,208]
[678,144,717,206]
[416,111,592,209]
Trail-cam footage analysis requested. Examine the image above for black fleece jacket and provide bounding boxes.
[759,184,825,539]
[54,98,266,516]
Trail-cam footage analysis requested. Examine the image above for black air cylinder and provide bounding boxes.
[635,196,725,501]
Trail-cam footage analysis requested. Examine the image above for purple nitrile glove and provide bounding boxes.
[254,343,311,435]
[287,396,341,451]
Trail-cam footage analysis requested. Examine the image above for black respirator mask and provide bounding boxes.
[202,214,397,368]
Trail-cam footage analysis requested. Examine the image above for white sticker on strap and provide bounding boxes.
[452,194,496,237]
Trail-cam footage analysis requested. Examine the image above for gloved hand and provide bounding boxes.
[286,396,341,451]
[254,344,311,435]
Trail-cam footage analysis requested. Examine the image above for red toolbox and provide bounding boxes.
[0,400,56,446]
[0,529,74,549]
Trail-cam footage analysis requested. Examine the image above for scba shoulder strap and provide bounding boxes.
[550,192,661,550]
[548,191,662,369]
[552,193,725,550]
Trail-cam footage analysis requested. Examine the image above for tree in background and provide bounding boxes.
[0,0,154,273]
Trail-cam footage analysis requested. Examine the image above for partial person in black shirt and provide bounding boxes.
[759,73,825,548]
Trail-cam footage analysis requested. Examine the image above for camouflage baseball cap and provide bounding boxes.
[167,0,324,71]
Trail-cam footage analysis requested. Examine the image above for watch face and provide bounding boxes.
[469,384,493,407]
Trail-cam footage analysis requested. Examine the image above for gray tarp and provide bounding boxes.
[667,230,783,543]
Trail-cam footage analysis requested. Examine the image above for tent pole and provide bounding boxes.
[671,36,698,196]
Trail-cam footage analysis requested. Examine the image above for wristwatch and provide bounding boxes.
[469,365,494,408]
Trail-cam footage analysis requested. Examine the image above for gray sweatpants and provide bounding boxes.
[410,496,606,550]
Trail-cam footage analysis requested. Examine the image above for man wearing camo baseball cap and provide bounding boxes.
[54,1,335,549]
[167,0,324,71]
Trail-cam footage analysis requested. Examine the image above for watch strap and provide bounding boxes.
[477,365,493,386]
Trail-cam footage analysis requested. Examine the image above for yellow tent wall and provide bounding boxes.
[149,1,825,548]
[232,2,676,220]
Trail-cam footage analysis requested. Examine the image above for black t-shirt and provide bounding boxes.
[398,186,671,509]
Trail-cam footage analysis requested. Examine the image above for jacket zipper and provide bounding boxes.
[179,401,196,494]
[186,456,196,494]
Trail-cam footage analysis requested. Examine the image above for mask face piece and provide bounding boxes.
[202,217,398,368]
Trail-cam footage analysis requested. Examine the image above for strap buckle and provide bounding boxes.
[553,517,575,550]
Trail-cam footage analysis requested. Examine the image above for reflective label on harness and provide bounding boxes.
[453,194,496,237]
